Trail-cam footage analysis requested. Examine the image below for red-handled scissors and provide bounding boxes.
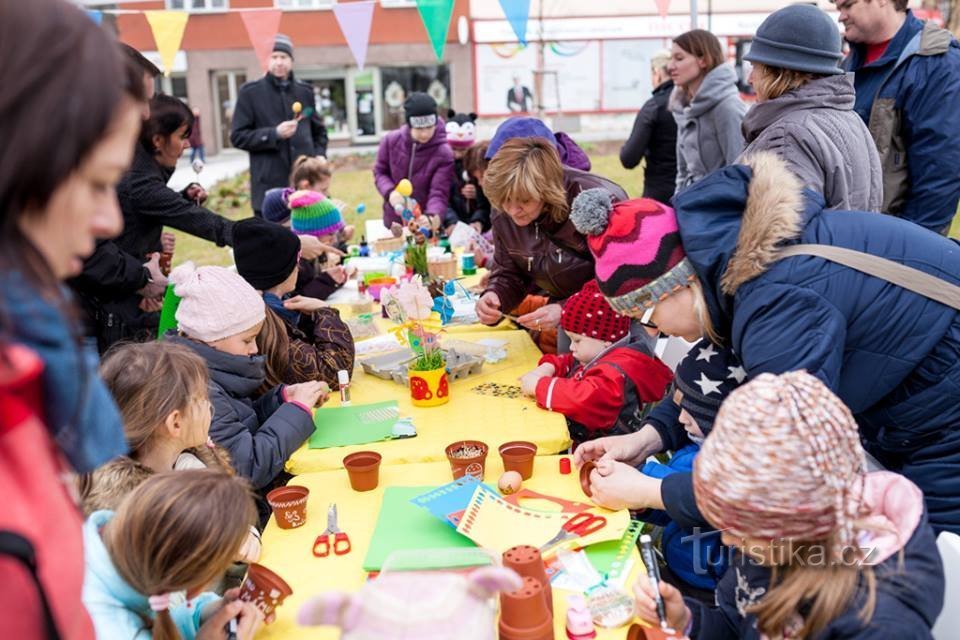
[313,504,351,557]
[539,512,607,551]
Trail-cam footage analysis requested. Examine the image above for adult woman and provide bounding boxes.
[669,30,746,191]
[0,0,145,636]
[741,4,882,211]
[570,152,960,535]
[476,130,626,333]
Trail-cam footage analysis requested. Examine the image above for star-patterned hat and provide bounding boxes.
[560,279,632,342]
[674,339,745,434]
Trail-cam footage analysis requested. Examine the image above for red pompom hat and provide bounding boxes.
[560,280,631,342]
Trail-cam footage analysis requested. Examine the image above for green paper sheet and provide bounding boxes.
[308,400,400,449]
[362,486,476,572]
[156,284,181,339]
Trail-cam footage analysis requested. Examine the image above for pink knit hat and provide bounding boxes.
[170,262,265,342]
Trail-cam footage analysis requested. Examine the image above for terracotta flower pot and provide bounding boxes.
[502,545,552,614]
[445,440,489,480]
[266,485,309,529]
[579,462,596,498]
[499,441,537,480]
[498,576,554,640]
[239,562,293,617]
[627,624,679,640]
[343,451,382,492]
[409,366,450,407]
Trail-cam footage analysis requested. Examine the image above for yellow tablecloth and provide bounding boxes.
[257,456,643,640]
[285,329,572,475]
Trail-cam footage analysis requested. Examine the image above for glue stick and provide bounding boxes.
[338,370,351,406]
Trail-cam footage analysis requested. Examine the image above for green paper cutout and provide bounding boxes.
[157,284,181,339]
[415,0,456,61]
[308,400,401,449]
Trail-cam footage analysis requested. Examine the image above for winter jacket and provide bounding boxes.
[620,79,678,203]
[741,74,882,212]
[535,340,672,447]
[482,167,627,317]
[0,344,94,640]
[671,64,747,191]
[846,11,960,233]
[673,151,960,534]
[447,157,492,231]
[165,334,315,489]
[188,113,203,148]
[230,72,329,212]
[687,472,944,639]
[374,123,456,227]
[261,304,355,391]
[82,510,220,640]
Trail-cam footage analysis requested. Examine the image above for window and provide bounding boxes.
[380,0,416,7]
[380,65,450,131]
[166,0,228,11]
[275,0,334,8]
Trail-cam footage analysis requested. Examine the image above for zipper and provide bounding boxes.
[557,249,563,264]
[407,142,418,179]
[527,256,533,271]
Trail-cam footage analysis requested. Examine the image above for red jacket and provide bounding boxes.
[535,346,673,439]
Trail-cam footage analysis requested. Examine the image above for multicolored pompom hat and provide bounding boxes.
[289,189,344,238]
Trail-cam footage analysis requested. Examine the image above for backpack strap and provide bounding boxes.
[777,244,960,311]
[0,531,61,640]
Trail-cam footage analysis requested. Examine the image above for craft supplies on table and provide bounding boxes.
[312,504,352,558]
[540,512,608,552]
[308,401,412,450]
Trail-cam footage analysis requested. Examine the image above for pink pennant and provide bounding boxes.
[333,1,375,71]
[240,9,283,72]
[654,0,671,18]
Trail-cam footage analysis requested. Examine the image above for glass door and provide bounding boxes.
[211,70,247,151]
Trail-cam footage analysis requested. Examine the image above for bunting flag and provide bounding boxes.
[85,10,103,25]
[415,0,456,61]
[497,0,530,45]
[654,0,671,18]
[144,11,188,76]
[332,1,375,70]
[240,9,283,71]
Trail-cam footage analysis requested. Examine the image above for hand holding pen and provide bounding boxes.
[633,535,691,635]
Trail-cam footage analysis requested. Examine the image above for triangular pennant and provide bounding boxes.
[240,9,283,72]
[497,0,530,45]
[86,10,103,25]
[144,11,188,77]
[415,0,456,61]
[654,0,671,18]
[332,1,375,70]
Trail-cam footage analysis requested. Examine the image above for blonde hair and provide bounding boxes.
[651,49,672,74]
[751,62,817,102]
[688,279,720,345]
[290,154,332,189]
[483,138,569,224]
[103,470,256,640]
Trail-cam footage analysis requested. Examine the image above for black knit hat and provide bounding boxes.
[233,218,300,291]
[674,339,745,434]
[404,92,438,128]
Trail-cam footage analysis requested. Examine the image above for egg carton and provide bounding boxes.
[360,348,485,385]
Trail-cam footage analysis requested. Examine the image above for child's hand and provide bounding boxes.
[286,380,328,408]
[283,295,327,313]
[324,265,347,284]
[519,367,550,397]
[633,576,691,634]
[589,460,663,511]
[316,381,331,406]
[389,190,405,209]
[197,599,265,640]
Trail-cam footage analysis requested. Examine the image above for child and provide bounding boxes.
[232,217,355,390]
[635,371,945,639]
[445,110,491,232]
[288,190,349,300]
[83,470,263,640]
[519,280,673,447]
[165,262,327,490]
[374,92,454,230]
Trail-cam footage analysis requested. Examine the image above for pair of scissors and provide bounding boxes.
[312,504,352,557]
[539,512,607,552]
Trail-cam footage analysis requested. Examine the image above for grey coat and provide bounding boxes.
[741,74,882,211]
[671,63,747,191]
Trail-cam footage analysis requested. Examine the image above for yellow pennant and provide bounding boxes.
[144,11,188,77]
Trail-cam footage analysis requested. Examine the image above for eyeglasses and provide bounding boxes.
[638,306,659,331]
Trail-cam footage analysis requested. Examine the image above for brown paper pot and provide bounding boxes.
[502,545,553,614]
[499,576,554,640]
[579,461,596,497]
[499,441,537,480]
[266,485,309,529]
[445,440,489,480]
[343,451,382,492]
[239,563,293,617]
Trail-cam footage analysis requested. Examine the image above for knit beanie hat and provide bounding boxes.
[273,34,294,59]
[289,190,344,237]
[233,218,301,291]
[674,339,745,434]
[170,262,265,343]
[262,187,294,224]
[694,371,868,562]
[570,189,696,316]
[744,5,843,75]
[404,92,438,129]
[561,280,631,342]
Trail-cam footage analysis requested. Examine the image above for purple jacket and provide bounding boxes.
[374,122,455,227]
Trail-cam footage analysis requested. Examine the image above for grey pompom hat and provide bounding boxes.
[745,5,844,76]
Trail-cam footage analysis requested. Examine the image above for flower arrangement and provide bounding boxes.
[381,276,445,372]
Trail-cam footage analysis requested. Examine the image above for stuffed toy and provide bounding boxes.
[445,110,477,150]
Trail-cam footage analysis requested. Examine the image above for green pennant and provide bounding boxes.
[415,0,456,61]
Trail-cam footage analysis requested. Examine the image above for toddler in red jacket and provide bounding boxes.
[519,280,673,447]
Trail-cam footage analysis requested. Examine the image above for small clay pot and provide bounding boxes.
[239,562,293,617]
[502,545,553,614]
[266,485,309,530]
[445,440,488,480]
[579,461,596,498]
[627,624,679,640]
[499,576,554,640]
[499,441,537,480]
[343,451,382,492]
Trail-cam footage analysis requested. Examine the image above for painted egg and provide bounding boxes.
[396,179,413,197]
[498,471,522,495]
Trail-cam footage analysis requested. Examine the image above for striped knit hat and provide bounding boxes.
[569,189,696,316]
[693,371,868,562]
[561,280,631,342]
[289,189,343,238]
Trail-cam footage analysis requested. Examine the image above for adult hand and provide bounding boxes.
[633,577,691,635]
[138,297,164,313]
[196,599,264,640]
[573,425,664,468]
[475,291,502,325]
[283,295,327,313]
[516,303,561,332]
[324,265,347,284]
[276,119,298,140]
[588,460,664,511]
[299,234,345,261]
[160,231,176,255]
[461,184,477,199]
[184,183,208,205]
[138,253,168,299]
[518,363,556,397]
[285,380,328,408]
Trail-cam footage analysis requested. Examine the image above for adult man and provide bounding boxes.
[231,34,328,216]
[839,0,960,234]
[506,76,534,113]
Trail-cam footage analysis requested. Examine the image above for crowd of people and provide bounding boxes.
[2,0,960,638]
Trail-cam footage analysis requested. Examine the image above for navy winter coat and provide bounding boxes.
[672,153,960,535]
